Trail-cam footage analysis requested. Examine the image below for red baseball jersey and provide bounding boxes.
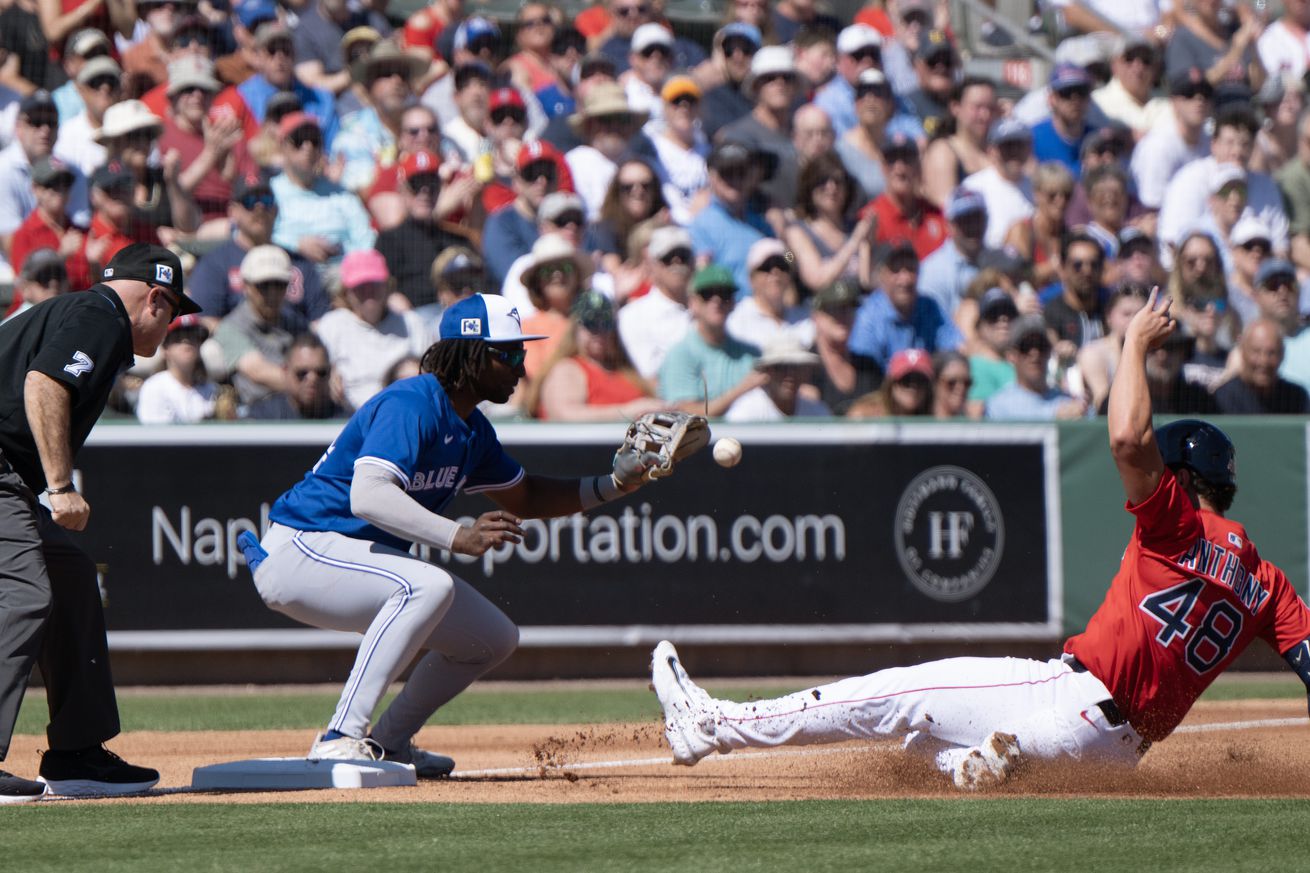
[1066,468,1310,742]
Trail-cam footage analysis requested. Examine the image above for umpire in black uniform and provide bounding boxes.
[0,243,201,802]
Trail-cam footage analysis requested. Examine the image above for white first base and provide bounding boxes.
[191,757,418,791]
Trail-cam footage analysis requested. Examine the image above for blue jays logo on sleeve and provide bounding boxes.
[460,317,481,336]
[154,264,174,285]
[63,351,94,377]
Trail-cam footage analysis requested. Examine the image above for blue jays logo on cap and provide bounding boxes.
[460,317,482,336]
[439,293,550,343]
[155,263,174,285]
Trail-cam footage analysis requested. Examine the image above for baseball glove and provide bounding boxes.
[613,412,711,486]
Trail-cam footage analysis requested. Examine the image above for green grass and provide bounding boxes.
[5,800,1310,873]
[15,674,1303,736]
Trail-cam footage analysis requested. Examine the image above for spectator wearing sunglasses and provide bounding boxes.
[700,23,760,142]
[658,264,766,416]
[478,87,538,214]
[500,192,587,317]
[1090,37,1170,140]
[238,23,339,149]
[718,46,802,211]
[1032,64,1096,178]
[622,23,675,122]
[95,98,203,242]
[586,157,668,293]
[246,332,348,420]
[1,92,91,273]
[507,6,571,116]
[1130,69,1212,212]
[815,25,883,140]
[864,133,949,259]
[516,234,593,382]
[271,112,377,276]
[482,140,563,286]
[292,0,393,97]
[364,104,469,231]
[83,163,137,271]
[903,29,959,141]
[331,40,428,193]
[984,315,1087,420]
[565,82,649,219]
[9,160,91,298]
[1227,215,1273,326]
[317,249,432,409]
[689,138,773,299]
[724,333,831,422]
[334,26,383,119]
[212,244,303,407]
[1043,232,1108,385]
[648,76,709,225]
[377,150,472,311]
[50,56,119,179]
[2,249,69,324]
[726,237,815,352]
[836,69,915,201]
[597,0,704,76]
[189,171,329,331]
[124,7,212,93]
[618,225,695,381]
[51,28,112,123]
[848,239,962,372]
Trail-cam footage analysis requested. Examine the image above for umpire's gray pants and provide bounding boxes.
[0,458,119,762]
[254,523,519,750]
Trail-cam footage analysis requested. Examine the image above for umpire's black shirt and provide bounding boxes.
[0,287,134,491]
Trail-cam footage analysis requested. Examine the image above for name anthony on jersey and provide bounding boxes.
[1174,537,1271,615]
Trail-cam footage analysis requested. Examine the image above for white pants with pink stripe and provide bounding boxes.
[710,656,1148,773]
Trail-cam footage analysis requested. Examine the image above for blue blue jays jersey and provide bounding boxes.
[269,374,523,549]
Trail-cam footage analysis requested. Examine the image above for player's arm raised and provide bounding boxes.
[1107,287,1176,506]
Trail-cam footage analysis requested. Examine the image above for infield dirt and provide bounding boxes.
[6,699,1309,804]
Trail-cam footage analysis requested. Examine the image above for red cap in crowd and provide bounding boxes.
[277,111,320,140]
[400,149,441,179]
[887,348,934,382]
[517,139,561,171]
[489,87,525,111]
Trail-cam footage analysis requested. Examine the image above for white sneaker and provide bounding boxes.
[650,640,723,766]
[380,742,455,778]
[952,731,1021,791]
[307,734,383,762]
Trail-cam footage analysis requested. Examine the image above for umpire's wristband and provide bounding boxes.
[579,475,623,511]
[44,484,76,495]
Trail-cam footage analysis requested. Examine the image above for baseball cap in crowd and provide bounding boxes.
[755,334,820,370]
[517,138,562,172]
[68,28,112,58]
[882,131,919,162]
[661,75,701,103]
[878,238,920,267]
[104,243,199,313]
[1168,65,1213,98]
[714,22,761,53]
[432,246,483,285]
[167,56,221,96]
[571,289,616,332]
[856,68,891,98]
[692,264,737,297]
[439,293,547,342]
[20,248,66,284]
[91,161,134,194]
[836,24,881,56]
[887,348,933,382]
[489,86,526,112]
[1116,226,1154,256]
[812,279,860,314]
[278,111,320,141]
[240,245,293,284]
[1081,124,1131,159]
[1049,62,1092,92]
[164,313,209,345]
[916,29,955,64]
[340,249,390,289]
[254,21,294,48]
[454,16,501,53]
[1255,258,1297,288]
[988,118,1032,147]
[76,56,122,86]
[648,225,694,262]
[577,53,617,81]
[631,22,674,55]
[1231,215,1273,249]
[265,90,303,123]
[19,90,56,120]
[30,157,75,188]
[945,187,986,221]
[233,170,274,200]
[747,238,790,274]
[708,138,755,171]
[453,60,493,89]
[538,190,585,225]
[94,99,163,142]
[1214,81,1254,111]
[1209,164,1246,194]
[1009,314,1050,349]
[1054,33,1114,70]
[978,287,1019,322]
[400,149,442,182]
[744,45,797,93]
[233,0,278,29]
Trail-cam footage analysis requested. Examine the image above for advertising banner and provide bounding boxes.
[76,423,1062,648]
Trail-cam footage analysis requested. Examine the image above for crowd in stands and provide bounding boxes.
[4,0,1310,423]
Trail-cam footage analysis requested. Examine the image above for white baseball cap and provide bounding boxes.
[631,22,674,54]
[1209,163,1246,194]
[836,24,882,55]
[648,225,693,261]
[1231,214,1272,247]
[439,293,547,342]
[240,245,293,284]
[744,45,798,93]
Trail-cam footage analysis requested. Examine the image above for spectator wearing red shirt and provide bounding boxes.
[863,132,948,260]
[158,56,256,227]
[401,0,463,61]
[139,18,261,141]
[9,158,91,295]
[124,4,208,92]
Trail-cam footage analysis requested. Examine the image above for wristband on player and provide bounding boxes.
[44,483,76,495]
[579,474,622,511]
[428,514,464,552]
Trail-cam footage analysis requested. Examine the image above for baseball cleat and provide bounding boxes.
[378,742,455,779]
[307,734,383,762]
[952,731,1021,791]
[0,770,46,803]
[650,640,724,766]
[37,746,159,797]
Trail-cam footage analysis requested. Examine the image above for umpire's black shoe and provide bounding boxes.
[0,769,46,803]
[38,746,159,797]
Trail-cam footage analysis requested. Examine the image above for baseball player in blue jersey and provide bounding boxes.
[239,294,706,777]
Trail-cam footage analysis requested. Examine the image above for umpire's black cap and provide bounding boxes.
[102,243,203,315]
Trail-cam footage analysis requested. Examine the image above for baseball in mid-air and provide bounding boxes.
[713,437,742,468]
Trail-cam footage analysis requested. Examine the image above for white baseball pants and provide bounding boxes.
[253,523,519,749]
[708,656,1148,773]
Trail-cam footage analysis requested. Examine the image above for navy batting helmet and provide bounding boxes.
[1155,419,1236,488]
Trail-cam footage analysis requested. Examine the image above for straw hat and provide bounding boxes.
[568,82,648,135]
[518,235,594,292]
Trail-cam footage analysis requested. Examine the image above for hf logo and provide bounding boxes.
[893,465,1004,603]
[154,263,174,285]
[460,317,482,336]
